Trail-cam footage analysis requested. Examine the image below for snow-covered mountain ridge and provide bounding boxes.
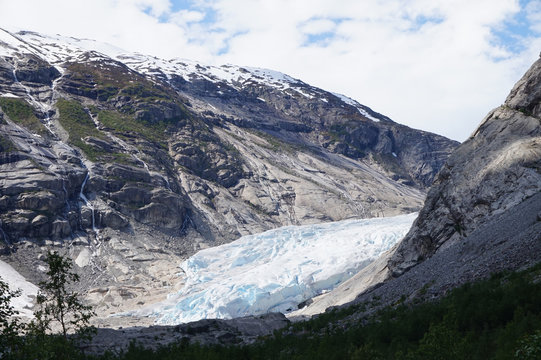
[1,29,383,122]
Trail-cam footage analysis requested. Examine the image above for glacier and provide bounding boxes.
[138,213,416,325]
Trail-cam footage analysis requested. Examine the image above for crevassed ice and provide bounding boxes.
[143,213,416,325]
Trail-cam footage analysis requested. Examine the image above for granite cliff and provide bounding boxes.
[388,56,541,276]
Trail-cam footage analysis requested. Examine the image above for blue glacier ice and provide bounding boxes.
[142,213,417,324]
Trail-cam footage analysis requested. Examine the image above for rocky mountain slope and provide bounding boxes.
[388,55,541,276]
[0,28,457,325]
[295,53,541,318]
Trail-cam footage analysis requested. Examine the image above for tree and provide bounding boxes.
[1,253,96,359]
[33,251,96,342]
[0,279,24,356]
[515,330,541,360]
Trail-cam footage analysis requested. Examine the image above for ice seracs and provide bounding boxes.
[135,213,416,325]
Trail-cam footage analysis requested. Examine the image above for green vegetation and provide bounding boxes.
[0,97,49,137]
[56,100,132,163]
[97,110,168,148]
[0,251,95,360]
[66,62,175,103]
[35,251,96,341]
[2,260,540,359]
[63,62,192,153]
[56,99,106,161]
[119,83,169,102]
[0,134,16,153]
[0,280,25,355]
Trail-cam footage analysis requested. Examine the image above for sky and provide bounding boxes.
[1,0,540,141]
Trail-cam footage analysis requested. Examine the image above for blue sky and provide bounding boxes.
[490,0,539,55]
[1,0,540,141]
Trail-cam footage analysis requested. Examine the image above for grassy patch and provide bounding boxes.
[66,62,173,103]
[0,134,16,153]
[0,97,49,137]
[56,99,106,161]
[97,110,168,148]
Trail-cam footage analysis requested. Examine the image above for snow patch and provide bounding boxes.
[136,213,416,324]
[0,93,19,98]
[292,87,315,99]
[333,92,380,122]
[0,260,38,318]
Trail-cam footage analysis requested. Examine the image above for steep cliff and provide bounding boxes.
[295,55,541,318]
[388,56,541,276]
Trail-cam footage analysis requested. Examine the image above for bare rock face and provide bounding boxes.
[13,54,60,86]
[0,119,84,241]
[506,58,541,118]
[0,29,458,328]
[388,56,541,276]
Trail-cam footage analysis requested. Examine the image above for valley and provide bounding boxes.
[0,26,540,359]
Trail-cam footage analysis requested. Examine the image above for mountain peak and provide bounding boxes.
[505,56,541,118]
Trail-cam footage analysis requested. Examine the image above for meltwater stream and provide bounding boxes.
[79,172,98,234]
[136,213,417,325]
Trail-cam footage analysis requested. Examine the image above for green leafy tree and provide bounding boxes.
[515,330,541,360]
[33,251,96,341]
[19,251,97,360]
[0,279,24,356]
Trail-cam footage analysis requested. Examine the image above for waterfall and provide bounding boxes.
[79,172,97,233]
[12,68,18,83]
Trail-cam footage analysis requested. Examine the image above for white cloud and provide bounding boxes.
[170,9,206,25]
[1,0,539,141]
[299,18,337,36]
